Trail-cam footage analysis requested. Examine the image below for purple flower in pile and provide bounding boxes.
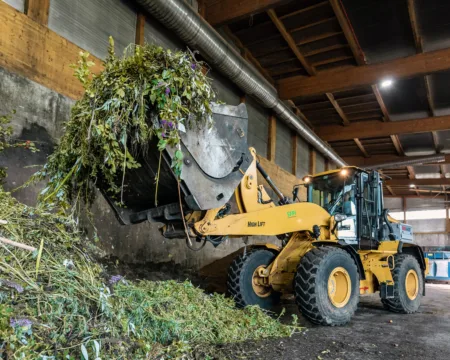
[161,131,167,138]
[0,279,24,293]
[160,119,167,126]
[165,87,171,95]
[191,63,197,70]
[167,121,174,129]
[10,318,32,329]
[109,275,124,285]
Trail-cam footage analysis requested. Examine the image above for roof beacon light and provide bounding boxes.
[380,78,394,89]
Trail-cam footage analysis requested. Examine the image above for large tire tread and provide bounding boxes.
[381,254,423,314]
[294,247,359,326]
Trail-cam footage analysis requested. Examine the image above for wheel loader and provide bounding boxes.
[102,102,429,326]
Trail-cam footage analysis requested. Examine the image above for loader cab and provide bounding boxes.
[304,167,384,249]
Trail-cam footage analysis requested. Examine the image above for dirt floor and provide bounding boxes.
[216,283,450,360]
[103,259,450,359]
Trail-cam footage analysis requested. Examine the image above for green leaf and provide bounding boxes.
[175,150,183,160]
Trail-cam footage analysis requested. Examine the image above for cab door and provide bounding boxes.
[357,171,382,249]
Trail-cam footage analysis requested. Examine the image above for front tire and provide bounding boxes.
[227,249,280,310]
[295,247,359,326]
[381,254,423,313]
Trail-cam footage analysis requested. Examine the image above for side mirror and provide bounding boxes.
[334,213,347,223]
[292,185,299,202]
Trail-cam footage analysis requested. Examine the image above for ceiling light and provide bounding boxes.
[410,184,415,188]
[380,79,394,89]
[303,176,311,184]
[340,168,348,176]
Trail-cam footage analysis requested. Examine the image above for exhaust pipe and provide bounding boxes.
[136,0,346,167]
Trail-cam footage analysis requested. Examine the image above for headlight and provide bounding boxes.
[334,214,347,222]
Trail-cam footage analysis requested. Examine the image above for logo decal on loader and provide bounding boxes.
[287,210,297,218]
[248,221,266,227]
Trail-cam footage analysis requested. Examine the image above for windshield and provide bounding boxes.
[308,172,356,215]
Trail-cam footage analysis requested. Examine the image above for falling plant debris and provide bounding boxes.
[29,38,216,211]
[0,189,298,359]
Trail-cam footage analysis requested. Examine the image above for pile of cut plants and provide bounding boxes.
[0,188,297,359]
[0,42,299,359]
[29,38,216,211]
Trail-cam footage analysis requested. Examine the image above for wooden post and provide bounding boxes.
[292,133,298,176]
[135,13,146,46]
[309,146,316,175]
[239,94,246,103]
[267,115,276,162]
[446,202,450,233]
[198,0,206,18]
[403,197,407,223]
[25,0,50,26]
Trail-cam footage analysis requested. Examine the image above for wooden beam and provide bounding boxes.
[267,115,276,162]
[0,1,103,100]
[291,17,335,34]
[25,0,50,26]
[407,0,423,53]
[386,179,450,186]
[267,9,315,76]
[206,0,285,26]
[343,154,450,167]
[296,31,343,46]
[309,146,316,174]
[292,133,298,175]
[353,138,369,158]
[222,26,274,85]
[280,1,328,20]
[326,92,350,125]
[328,0,365,65]
[304,44,349,57]
[316,115,450,141]
[198,0,206,18]
[278,46,450,99]
[135,13,146,46]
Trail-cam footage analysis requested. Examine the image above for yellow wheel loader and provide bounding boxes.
[103,103,429,326]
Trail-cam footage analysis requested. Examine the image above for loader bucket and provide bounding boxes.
[101,103,252,225]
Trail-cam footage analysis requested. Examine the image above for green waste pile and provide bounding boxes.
[0,189,297,359]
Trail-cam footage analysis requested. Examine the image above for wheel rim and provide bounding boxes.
[328,267,352,308]
[252,265,272,298]
[405,269,419,300]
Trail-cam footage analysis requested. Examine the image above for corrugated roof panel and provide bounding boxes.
[428,71,450,116]
[398,133,435,156]
[341,0,416,64]
[378,77,429,121]
[415,0,450,52]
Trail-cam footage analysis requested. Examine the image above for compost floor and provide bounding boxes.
[215,283,450,360]
[104,259,450,359]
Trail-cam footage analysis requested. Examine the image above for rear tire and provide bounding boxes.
[227,249,280,310]
[294,247,359,326]
[381,254,423,313]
